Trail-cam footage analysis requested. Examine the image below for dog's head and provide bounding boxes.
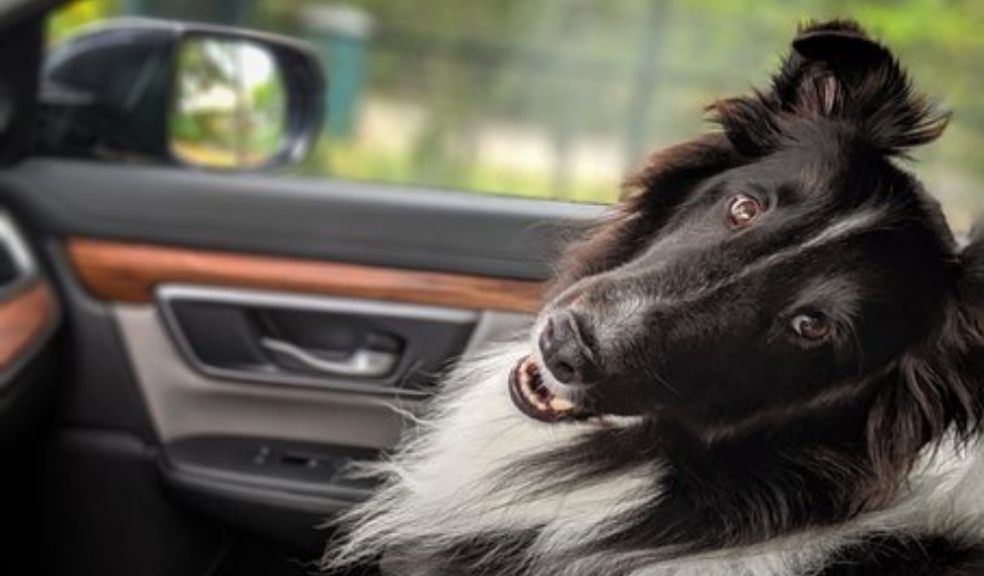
[516,22,978,454]
[330,21,984,576]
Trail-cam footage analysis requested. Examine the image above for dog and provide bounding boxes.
[324,20,984,576]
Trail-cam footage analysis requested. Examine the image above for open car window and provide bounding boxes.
[49,1,984,221]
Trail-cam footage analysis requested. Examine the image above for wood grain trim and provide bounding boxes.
[0,281,56,370]
[67,238,544,313]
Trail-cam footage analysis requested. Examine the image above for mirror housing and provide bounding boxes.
[40,18,325,170]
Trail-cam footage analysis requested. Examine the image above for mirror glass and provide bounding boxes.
[170,37,287,169]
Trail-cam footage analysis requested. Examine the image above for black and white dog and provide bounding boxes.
[325,20,984,576]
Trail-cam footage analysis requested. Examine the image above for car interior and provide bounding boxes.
[1,1,981,575]
[0,1,602,574]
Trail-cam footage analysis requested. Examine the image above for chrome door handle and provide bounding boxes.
[259,337,398,378]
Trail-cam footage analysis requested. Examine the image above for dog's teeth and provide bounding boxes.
[548,397,575,413]
[522,380,540,404]
[522,358,537,376]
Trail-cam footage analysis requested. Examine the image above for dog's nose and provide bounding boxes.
[538,311,593,385]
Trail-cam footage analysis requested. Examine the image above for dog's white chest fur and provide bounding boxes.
[328,342,656,572]
[327,341,984,576]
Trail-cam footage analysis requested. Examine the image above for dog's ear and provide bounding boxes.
[865,232,984,502]
[712,19,950,157]
[867,343,979,492]
[791,20,885,63]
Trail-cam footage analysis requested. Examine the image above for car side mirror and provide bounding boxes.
[40,18,325,170]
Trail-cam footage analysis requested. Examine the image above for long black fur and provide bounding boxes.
[328,20,984,576]
[534,20,984,574]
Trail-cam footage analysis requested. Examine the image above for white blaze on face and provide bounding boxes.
[535,206,891,364]
[800,207,889,249]
[327,340,657,569]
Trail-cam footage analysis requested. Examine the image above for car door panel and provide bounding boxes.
[116,301,410,448]
[0,156,594,572]
[4,158,598,278]
[118,291,530,550]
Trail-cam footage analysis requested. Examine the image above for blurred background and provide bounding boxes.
[49,0,983,226]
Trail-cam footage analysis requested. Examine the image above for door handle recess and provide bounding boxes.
[260,337,398,379]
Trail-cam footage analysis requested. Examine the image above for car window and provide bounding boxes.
[49,1,983,222]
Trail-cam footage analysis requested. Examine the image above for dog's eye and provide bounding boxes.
[727,194,762,228]
[791,313,831,341]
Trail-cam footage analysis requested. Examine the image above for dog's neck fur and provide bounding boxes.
[325,340,984,576]
[505,445,984,576]
[626,433,984,576]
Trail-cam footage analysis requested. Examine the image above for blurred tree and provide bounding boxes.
[46,0,984,217]
[47,0,119,45]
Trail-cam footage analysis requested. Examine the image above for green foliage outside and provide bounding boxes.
[48,0,984,226]
[170,38,287,167]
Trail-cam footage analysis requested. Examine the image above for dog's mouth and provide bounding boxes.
[509,355,582,423]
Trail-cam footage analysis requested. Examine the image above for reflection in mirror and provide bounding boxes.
[170,37,287,169]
